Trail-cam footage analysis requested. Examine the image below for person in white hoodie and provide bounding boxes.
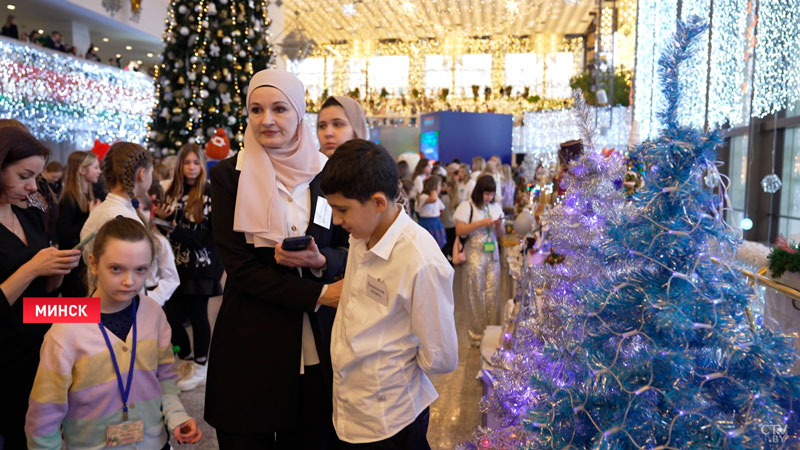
[80,142,179,307]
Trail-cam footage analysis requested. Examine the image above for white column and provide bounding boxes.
[71,21,91,57]
[267,0,285,70]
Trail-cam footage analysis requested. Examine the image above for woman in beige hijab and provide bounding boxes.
[317,95,367,157]
[206,69,349,450]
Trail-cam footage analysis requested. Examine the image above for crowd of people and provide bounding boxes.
[0,69,540,450]
[1,14,124,67]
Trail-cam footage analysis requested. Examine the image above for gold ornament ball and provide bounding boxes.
[209,106,217,114]
[172,106,182,114]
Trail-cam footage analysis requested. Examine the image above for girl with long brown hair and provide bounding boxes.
[156,143,223,391]
[56,150,101,296]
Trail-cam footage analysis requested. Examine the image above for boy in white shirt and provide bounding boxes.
[320,139,459,449]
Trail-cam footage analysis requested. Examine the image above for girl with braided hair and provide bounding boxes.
[79,142,179,306]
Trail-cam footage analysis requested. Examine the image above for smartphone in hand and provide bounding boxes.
[73,232,97,250]
[282,235,312,251]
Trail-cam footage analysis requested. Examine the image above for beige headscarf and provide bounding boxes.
[234,69,324,248]
[329,95,368,139]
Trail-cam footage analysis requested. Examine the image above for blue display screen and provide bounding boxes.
[420,131,439,161]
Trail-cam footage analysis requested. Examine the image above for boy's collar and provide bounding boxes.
[366,207,407,260]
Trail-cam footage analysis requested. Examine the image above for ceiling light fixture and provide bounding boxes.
[506,0,520,13]
[125,45,133,50]
[115,53,121,58]
[147,52,154,57]
[102,37,109,42]
[7,4,15,10]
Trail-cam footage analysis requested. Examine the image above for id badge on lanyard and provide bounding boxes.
[99,297,144,447]
[482,206,496,253]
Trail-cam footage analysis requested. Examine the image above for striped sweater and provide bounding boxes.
[25,296,191,449]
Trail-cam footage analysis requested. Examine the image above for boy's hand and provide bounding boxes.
[319,279,343,308]
[173,418,202,444]
[275,237,327,269]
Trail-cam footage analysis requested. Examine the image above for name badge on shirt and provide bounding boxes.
[366,274,389,306]
[313,196,332,230]
[106,420,144,447]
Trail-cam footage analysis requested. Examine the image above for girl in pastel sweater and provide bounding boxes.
[26,217,201,449]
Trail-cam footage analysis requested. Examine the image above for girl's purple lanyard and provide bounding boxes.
[98,297,138,422]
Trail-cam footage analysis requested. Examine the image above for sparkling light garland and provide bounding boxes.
[707,0,749,128]
[677,0,711,129]
[0,37,154,148]
[752,0,800,117]
[637,0,800,133]
[513,106,631,166]
[632,0,677,140]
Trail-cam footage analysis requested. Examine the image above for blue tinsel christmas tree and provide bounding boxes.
[472,89,632,449]
[472,16,800,450]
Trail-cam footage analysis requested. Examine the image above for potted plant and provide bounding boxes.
[767,235,800,291]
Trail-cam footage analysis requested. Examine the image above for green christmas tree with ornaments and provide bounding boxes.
[148,0,273,155]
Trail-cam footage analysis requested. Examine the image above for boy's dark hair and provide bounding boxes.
[471,174,497,206]
[320,139,398,202]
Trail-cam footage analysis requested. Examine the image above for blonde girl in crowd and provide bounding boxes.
[500,164,516,213]
[317,96,368,157]
[57,150,101,296]
[471,156,486,180]
[455,163,475,205]
[484,158,503,205]
[454,175,505,345]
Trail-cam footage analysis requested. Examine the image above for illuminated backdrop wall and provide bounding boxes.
[634,0,800,140]
[0,37,155,148]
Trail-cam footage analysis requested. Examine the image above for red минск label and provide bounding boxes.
[23,298,100,323]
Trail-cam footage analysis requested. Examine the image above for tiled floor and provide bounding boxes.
[172,266,484,449]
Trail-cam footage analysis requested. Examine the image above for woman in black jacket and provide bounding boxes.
[0,128,80,448]
[206,69,348,449]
